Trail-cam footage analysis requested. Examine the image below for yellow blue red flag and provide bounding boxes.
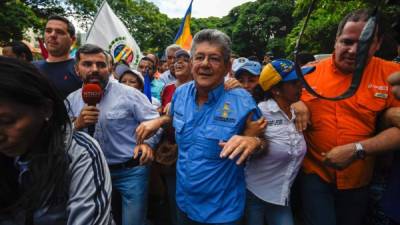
[174,0,193,50]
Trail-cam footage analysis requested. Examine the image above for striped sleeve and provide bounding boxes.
[66,131,113,225]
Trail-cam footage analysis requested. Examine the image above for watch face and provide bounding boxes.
[356,149,366,159]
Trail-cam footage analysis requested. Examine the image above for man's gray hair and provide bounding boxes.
[165,44,181,56]
[190,29,231,64]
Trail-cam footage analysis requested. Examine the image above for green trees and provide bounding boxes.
[1,0,398,59]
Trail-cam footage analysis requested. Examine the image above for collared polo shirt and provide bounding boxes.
[170,81,261,223]
[245,99,306,206]
[301,56,400,189]
[66,81,161,165]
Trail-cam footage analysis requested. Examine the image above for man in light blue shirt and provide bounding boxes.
[136,29,265,224]
[66,44,161,225]
[159,44,181,85]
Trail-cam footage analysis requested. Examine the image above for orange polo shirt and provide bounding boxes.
[301,56,400,189]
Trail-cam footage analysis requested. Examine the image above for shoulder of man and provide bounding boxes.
[371,57,400,78]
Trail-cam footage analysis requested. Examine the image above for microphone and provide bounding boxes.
[82,83,103,136]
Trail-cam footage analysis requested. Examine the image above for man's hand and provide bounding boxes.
[224,78,242,90]
[291,101,311,132]
[388,72,400,99]
[74,105,99,130]
[243,113,267,137]
[134,143,154,165]
[136,119,161,144]
[382,107,400,129]
[219,135,261,165]
[323,143,356,170]
[163,102,171,115]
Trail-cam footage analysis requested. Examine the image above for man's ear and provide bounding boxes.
[74,64,82,79]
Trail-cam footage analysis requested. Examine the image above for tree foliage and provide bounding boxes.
[285,0,400,59]
[220,0,294,59]
[1,0,398,59]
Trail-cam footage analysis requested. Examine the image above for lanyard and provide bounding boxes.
[293,0,380,101]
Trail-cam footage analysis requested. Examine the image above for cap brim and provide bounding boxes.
[235,67,260,77]
[282,66,315,82]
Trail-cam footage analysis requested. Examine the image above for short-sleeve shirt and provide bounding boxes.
[301,56,400,189]
[170,81,261,223]
[33,59,82,99]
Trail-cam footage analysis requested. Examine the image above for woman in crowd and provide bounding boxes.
[0,56,113,225]
[232,57,262,96]
[245,59,314,225]
[116,63,162,109]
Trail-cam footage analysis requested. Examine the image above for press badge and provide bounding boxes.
[374,93,388,99]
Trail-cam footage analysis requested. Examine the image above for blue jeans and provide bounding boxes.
[177,207,241,225]
[110,165,150,225]
[300,173,368,225]
[245,190,294,225]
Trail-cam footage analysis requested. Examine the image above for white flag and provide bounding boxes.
[86,1,142,67]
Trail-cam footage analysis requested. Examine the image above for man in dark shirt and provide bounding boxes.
[33,15,82,99]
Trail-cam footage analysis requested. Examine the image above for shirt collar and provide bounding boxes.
[265,99,296,121]
[191,81,225,104]
[206,82,225,104]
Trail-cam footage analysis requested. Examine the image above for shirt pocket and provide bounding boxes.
[356,94,386,112]
[201,125,236,159]
[106,110,131,131]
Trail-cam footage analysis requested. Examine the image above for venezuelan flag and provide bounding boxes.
[69,41,79,58]
[174,0,193,51]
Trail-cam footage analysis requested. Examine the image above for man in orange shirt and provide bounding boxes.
[295,9,400,225]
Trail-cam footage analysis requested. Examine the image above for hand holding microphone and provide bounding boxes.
[75,83,103,136]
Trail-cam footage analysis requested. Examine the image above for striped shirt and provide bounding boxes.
[0,129,113,225]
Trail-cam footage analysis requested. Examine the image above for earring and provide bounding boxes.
[45,117,50,122]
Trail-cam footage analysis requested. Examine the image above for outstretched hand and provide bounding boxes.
[219,135,261,165]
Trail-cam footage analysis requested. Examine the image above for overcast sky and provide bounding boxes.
[147,0,256,18]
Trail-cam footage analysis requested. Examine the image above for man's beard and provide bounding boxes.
[84,72,108,89]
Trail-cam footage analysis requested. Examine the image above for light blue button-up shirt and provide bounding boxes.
[159,70,176,85]
[66,81,161,165]
[170,81,261,223]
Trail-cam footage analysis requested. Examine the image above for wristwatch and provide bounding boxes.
[354,142,366,160]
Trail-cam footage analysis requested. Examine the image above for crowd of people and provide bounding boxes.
[1,7,400,225]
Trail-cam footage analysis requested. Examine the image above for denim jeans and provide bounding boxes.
[110,165,150,225]
[245,190,294,225]
[177,207,241,225]
[299,173,368,225]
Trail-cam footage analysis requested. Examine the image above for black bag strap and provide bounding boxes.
[294,0,380,101]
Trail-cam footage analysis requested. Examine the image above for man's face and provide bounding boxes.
[44,20,75,57]
[191,42,230,92]
[167,49,179,74]
[334,21,381,74]
[75,53,109,89]
[138,59,155,78]
[174,55,191,81]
